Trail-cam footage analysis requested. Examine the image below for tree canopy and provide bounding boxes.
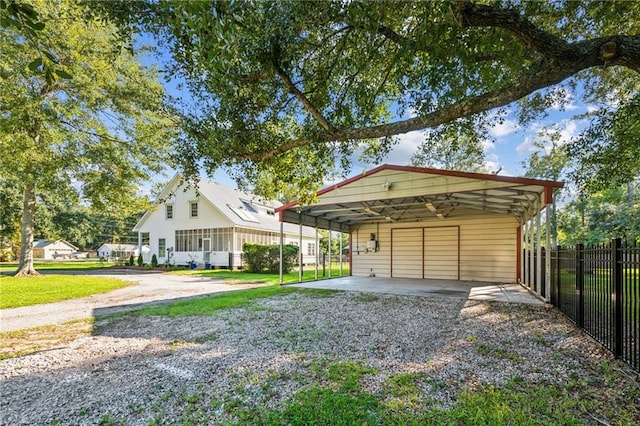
[99,0,639,198]
[0,0,176,275]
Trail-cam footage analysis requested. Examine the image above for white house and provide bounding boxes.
[133,176,318,269]
[33,239,78,260]
[97,243,150,261]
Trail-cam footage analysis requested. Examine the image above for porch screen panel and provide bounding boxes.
[424,227,459,280]
[391,228,423,279]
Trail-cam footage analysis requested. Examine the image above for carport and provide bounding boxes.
[275,165,563,301]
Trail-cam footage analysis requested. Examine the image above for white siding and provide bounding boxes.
[352,213,517,283]
[137,184,234,265]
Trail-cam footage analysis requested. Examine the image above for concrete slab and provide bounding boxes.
[290,276,543,305]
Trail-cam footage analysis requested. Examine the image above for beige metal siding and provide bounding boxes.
[424,227,459,279]
[391,228,423,278]
[319,170,519,205]
[351,214,517,282]
[459,216,516,282]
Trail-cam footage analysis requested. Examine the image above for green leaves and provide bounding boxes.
[94,0,640,198]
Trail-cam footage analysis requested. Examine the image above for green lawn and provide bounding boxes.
[0,259,112,272]
[126,285,337,318]
[0,275,134,309]
[170,267,349,285]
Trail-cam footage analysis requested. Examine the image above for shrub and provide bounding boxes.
[242,243,299,274]
[137,254,143,267]
[128,254,134,266]
[151,254,158,267]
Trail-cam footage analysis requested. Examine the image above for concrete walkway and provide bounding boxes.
[0,270,265,332]
[291,276,544,305]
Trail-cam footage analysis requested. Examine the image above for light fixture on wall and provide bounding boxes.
[382,181,392,191]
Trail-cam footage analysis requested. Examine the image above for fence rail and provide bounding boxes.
[548,239,639,371]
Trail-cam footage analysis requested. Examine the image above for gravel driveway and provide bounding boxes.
[0,270,265,332]
[1,288,638,425]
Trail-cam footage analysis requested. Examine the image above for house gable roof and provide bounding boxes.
[133,176,315,237]
[33,239,78,251]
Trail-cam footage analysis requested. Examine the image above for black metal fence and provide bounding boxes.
[548,239,639,371]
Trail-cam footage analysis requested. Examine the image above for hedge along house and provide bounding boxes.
[276,165,563,301]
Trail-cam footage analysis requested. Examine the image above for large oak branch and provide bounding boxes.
[239,33,640,161]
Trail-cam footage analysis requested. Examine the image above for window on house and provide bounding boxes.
[159,238,166,257]
[190,202,198,218]
[165,204,173,219]
[307,243,316,256]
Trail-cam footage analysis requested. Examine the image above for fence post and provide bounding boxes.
[612,238,623,358]
[576,243,584,328]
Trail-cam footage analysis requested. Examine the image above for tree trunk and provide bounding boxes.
[14,182,39,276]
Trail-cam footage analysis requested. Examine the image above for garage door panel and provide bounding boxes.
[391,227,460,280]
[391,228,423,278]
[424,227,459,280]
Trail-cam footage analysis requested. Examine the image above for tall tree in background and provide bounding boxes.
[411,121,487,172]
[0,0,176,275]
[100,0,639,198]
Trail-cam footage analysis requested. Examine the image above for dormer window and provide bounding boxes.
[190,201,198,218]
[165,204,173,220]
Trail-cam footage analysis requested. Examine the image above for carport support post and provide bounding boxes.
[523,220,531,288]
[328,224,332,279]
[299,218,303,283]
[528,215,534,288]
[314,226,318,280]
[536,207,542,296]
[339,231,343,276]
[524,220,529,288]
[545,204,552,301]
[137,232,142,263]
[279,221,284,285]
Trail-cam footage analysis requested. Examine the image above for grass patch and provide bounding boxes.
[0,260,112,272]
[0,275,134,308]
[124,285,337,318]
[170,267,348,285]
[224,377,607,425]
[0,318,94,360]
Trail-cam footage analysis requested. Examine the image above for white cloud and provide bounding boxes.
[516,119,579,154]
[380,130,425,165]
[488,119,519,138]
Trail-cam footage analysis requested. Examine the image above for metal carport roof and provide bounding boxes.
[276,165,564,232]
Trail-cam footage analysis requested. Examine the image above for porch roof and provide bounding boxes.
[276,165,563,232]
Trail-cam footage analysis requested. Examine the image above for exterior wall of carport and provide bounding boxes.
[350,212,518,283]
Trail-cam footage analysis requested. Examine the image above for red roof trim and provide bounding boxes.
[276,164,564,213]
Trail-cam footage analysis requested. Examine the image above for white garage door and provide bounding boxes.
[391,227,459,280]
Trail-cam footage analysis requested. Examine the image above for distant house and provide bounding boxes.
[133,175,317,269]
[33,239,78,260]
[97,243,150,260]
